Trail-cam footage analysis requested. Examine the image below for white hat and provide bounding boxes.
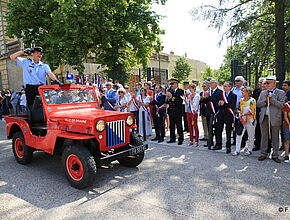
[234,76,245,81]
[266,75,277,81]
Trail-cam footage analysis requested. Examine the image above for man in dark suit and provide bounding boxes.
[215,81,237,153]
[150,84,166,143]
[252,78,265,151]
[200,78,223,149]
[182,81,190,132]
[166,79,184,145]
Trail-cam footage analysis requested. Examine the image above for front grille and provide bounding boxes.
[106,120,125,147]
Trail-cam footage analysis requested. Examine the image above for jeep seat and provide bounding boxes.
[28,96,45,124]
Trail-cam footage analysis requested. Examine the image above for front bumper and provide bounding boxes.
[99,143,148,165]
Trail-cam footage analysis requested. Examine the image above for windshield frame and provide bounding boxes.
[42,87,97,106]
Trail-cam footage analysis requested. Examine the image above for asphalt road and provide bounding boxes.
[0,119,289,220]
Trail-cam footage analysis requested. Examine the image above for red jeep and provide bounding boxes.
[5,84,147,189]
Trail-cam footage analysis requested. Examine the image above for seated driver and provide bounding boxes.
[76,92,87,103]
[56,91,73,104]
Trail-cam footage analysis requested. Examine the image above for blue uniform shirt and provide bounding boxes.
[16,57,51,85]
[232,86,244,108]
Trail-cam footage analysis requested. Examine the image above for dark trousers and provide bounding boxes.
[25,84,41,106]
[206,114,215,147]
[169,115,184,141]
[182,104,189,131]
[153,113,165,139]
[216,117,233,148]
[254,117,261,148]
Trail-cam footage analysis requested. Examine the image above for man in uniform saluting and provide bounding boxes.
[10,46,63,107]
[166,79,184,145]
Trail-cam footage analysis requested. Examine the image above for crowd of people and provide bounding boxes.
[1,74,290,164]
[97,76,290,163]
[0,88,26,120]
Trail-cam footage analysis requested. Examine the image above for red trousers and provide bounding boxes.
[186,112,199,142]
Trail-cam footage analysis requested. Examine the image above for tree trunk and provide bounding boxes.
[274,0,285,88]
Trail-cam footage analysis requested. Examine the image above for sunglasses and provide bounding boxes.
[235,80,242,82]
[119,91,124,93]
[202,85,207,87]
[264,82,270,85]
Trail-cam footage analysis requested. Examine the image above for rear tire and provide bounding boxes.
[118,133,145,167]
[12,132,33,165]
[62,144,97,189]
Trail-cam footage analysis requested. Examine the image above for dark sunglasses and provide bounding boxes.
[202,85,207,87]
[264,82,270,85]
[235,80,242,82]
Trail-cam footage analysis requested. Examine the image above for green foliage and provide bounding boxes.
[201,66,231,84]
[192,0,289,83]
[6,0,164,82]
[172,57,192,81]
[201,66,215,81]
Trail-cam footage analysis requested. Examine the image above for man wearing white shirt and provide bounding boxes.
[19,91,27,113]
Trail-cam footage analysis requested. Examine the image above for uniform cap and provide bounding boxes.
[32,46,44,53]
[183,81,189,85]
[170,78,180,83]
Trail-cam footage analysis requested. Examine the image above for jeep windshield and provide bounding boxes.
[44,89,96,105]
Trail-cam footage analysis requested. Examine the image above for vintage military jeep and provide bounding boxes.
[5,84,147,189]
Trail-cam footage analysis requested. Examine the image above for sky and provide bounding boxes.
[152,0,230,69]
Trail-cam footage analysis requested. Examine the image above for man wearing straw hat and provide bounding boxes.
[257,76,286,163]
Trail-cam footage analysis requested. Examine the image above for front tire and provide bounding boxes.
[12,132,33,165]
[62,144,97,189]
[118,133,145,167]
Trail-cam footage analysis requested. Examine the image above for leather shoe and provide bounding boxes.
[272,158,281,163]
[151,137,159,141]
[158,139,164,143]
[212,146,222,150]
[258,156,267,161]
[167,140,175,143]
[178,140,183,145]
[199,138,208,141]
[226,148,231,154]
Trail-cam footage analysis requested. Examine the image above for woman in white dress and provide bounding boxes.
[137,88,152,136]
[114,88,129,112]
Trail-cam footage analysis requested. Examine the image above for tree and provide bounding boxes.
[172,57,192,81]
[6,0,164,82]
[192,0,289,86]
[201,66,215,81]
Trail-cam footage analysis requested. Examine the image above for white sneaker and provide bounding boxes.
[232,152,240,156]
[244,150,252,156]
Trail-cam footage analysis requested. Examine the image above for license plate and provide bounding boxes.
[129,145,146,155]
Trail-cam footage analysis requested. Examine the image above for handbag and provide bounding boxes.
[236,120,244,136]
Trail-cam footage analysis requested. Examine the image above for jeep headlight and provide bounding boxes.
[96,120,105,132]
[126,115,134,126]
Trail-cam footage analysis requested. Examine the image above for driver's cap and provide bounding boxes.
[32,46,44,53]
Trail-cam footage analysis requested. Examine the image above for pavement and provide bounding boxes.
[0,119,289,220]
